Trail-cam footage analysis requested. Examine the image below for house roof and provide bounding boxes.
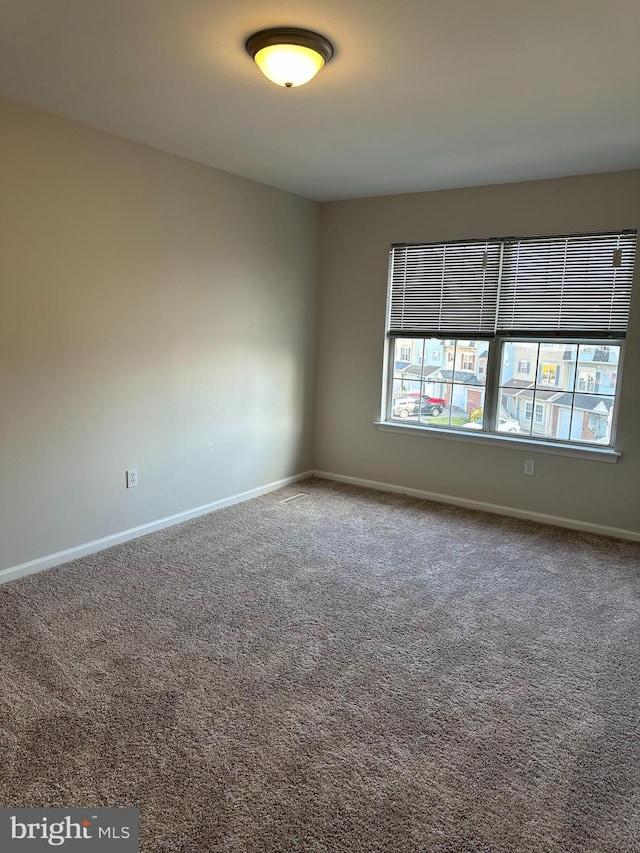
[501,387,562,402]
[501,379,534,390]
[435,370,485,386]
[551,393,614,412]
[578,348,619,365]
[400,364,441,379]
[501,383,614,412]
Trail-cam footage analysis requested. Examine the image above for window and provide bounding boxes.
[384,230,636,450]
[539,363,558,386]
[578,371,596,392]
[390,338,482,427]
[399,345,411,362]
[461,353,475,371]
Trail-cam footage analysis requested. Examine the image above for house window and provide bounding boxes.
[539,363,558,385]
[578,371,596,392]
[461,353,475,371]
[399,345,411,361]
[384,230,636,449]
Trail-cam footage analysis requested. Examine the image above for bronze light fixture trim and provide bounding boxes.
[245,27,335,88]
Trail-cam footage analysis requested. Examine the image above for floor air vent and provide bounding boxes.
[278,492,309,504]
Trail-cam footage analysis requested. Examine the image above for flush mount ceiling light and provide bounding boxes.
[245,27,334,88]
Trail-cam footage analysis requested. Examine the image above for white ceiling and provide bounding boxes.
[1,0,639,201]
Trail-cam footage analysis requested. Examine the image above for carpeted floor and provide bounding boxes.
[1,478,639,852]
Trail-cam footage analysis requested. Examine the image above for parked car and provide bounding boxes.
[465,416,521,433]
[497,416,521,433]
[392,395,446,418]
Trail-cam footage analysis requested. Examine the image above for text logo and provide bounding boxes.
[0,809,139,851]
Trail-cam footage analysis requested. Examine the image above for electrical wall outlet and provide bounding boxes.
[524,460,535,476]
[126,468,138,489]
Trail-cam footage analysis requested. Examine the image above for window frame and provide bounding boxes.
[382,334,625,456]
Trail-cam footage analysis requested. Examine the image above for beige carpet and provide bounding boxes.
[1,478,639,852]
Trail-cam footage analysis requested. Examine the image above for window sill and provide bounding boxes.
[374,420,621,462]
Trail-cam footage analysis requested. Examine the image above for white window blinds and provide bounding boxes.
[496,232,636,335]
[388,240,501,336]
[388,230,636,338]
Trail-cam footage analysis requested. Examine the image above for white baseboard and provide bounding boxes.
[312,470,640,542]
[0,471,313,586]
[3,467,636,585]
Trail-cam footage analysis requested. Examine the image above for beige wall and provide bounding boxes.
[2,99,638,573]
[0,98,318,570]
[315,171,640,533]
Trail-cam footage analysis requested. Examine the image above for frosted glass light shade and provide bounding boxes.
[246,28,334,88]
[254,44,325,87]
